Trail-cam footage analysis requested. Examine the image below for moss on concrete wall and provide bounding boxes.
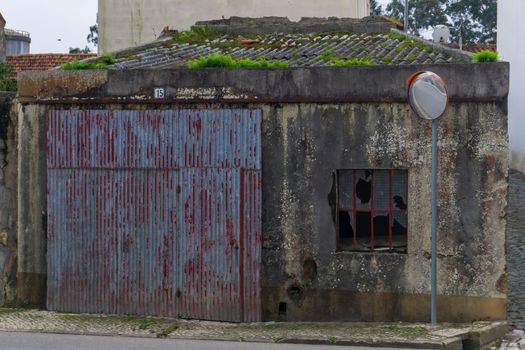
[261,102,508,322]
[0,92,17,306]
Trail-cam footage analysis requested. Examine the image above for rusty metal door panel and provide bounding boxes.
[47,109,262,322]
[47,109,261,170]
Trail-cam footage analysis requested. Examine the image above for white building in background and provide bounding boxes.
[498,0,525,172]
[98,0,370,53]
[5,29,31,55]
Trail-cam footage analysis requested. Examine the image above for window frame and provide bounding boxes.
[335,169,408,253]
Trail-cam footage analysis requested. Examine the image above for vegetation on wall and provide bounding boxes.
[172,25,222,44]
[188,53,288,68]
[62,54,117,70]
[472,50,498,63]
[0,64,16,92]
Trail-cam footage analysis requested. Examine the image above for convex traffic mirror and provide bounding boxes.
[407,71,449,120]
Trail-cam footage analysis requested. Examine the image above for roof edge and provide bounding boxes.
[17,63,509,103]
[89,36,173,61]
[195,16,397,35]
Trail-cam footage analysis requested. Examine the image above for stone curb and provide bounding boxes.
[279,336,464,349]
[0,318,509,349]
[464,322,510,349]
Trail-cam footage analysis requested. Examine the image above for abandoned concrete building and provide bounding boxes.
[0,16,511,323]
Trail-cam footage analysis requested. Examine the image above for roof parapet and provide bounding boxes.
[195,16,397,35]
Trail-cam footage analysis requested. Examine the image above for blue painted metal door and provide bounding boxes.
[47,109,262,322]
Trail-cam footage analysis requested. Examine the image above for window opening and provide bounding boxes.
[337,169,407,253]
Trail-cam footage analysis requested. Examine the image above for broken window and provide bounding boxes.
[337,169,408,253]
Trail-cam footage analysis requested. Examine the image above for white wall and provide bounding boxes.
[98,0,370,53]
[498,0,525,172]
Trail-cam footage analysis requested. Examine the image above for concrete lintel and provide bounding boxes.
[17,63,509,104]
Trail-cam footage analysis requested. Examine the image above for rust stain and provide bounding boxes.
[46,109,263,322]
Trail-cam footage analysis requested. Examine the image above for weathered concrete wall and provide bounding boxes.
[15,65,509,322]
[16,103,47,306]
[0,92,17,306]
[261,102,508,322]
[98,0,370,53]
[508,169,525,329]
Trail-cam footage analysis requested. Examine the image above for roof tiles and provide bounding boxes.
[108,29,472,70]
[6,53,96,80]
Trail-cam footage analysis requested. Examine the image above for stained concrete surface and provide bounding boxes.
[0,309,510,349]
[508,170,525,330]
[0,93,16,306]
[14,65,509,322]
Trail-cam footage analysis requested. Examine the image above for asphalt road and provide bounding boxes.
[0,331,406,350]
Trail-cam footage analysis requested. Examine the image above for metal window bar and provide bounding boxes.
[337,169,407,253]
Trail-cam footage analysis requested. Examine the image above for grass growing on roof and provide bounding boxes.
[395,39,433,53]
[381,56,393,64]
[188,53,288,68]
[387,31,407,41]
[172,25,221,43]
[62,61,111,70]
[329,57,377,66]
[62,54,117,70]
[96,54,117,65]
[472,50,498,63]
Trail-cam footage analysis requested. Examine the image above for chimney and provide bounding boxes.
[0,12,5,62]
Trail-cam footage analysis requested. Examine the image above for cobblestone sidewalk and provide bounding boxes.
[0,308,511,349]
[499,330,525,350]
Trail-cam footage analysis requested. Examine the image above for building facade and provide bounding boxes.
[98,0,370,53]
[2,17,510,323]
[498,0,525,173]
[4,29,31,55]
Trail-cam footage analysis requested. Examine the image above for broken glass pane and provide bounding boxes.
[373,170,390,210]
[355,169,372,209]
[392,170,408,210]
[338,170,354,209]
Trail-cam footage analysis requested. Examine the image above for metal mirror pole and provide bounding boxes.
[407,71,447,325]
[431,118,438,324]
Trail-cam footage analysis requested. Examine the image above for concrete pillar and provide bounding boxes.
[16,103,48,307]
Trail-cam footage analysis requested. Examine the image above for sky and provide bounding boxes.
[1,0,98,53]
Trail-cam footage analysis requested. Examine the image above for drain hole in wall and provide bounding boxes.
[278,302,287,316]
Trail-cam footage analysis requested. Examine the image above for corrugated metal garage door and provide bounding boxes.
[46,109,262,322]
